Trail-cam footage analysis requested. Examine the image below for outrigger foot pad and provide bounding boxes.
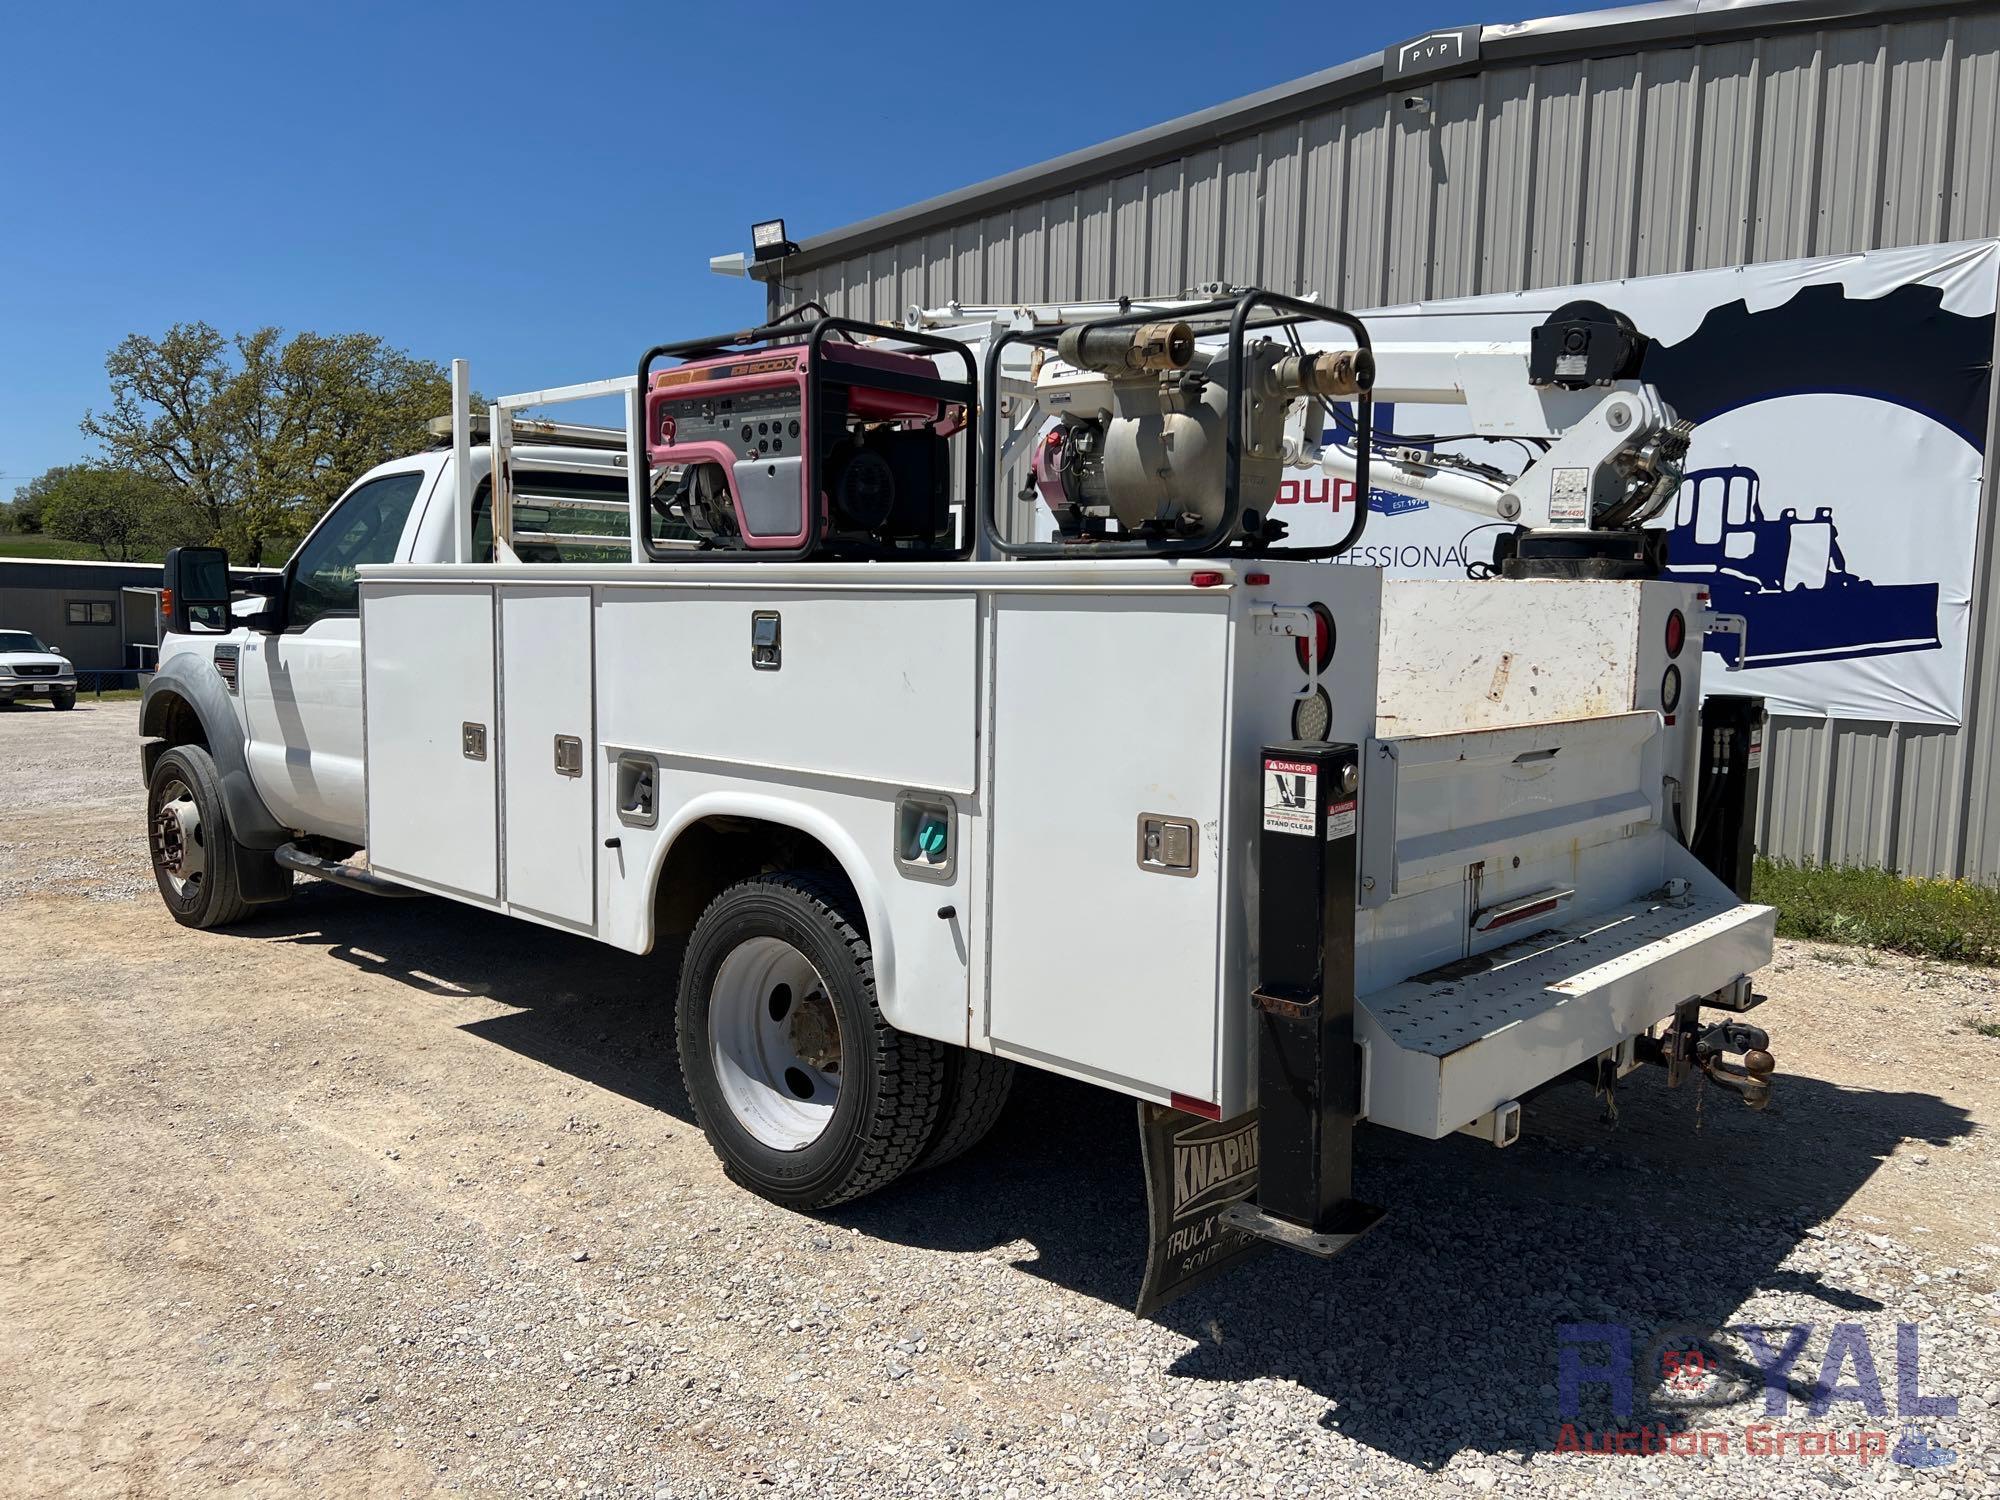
[1220,1199,1387,1259]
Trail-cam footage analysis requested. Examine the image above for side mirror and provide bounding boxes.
[162,546,232,634]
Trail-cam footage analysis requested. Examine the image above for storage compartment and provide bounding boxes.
[500,585,596,931]
[595,589,979,793]
[362,583,498,902]
[984,593,1231,1101]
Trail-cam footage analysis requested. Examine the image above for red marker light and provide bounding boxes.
[1189,571,1226,588]
[1244,571,1271,586]
[1294,602,1336,673]
[1170,1092,1222,1120]
[1665,608,1686,659]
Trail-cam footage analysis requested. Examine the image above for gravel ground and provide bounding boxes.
[1,701,1996,1498]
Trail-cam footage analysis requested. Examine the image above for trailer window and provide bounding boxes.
[65,601,114,625]
[288,472,426,629]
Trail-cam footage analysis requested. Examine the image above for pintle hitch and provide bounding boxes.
[1696,1018,1776,1109]
[1637,998,1777,1110]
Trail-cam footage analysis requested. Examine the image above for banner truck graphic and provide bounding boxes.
[1666,465,1942,669]
[1273,240,1996,726]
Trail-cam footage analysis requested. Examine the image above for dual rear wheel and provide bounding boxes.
[675,871,1012,1209]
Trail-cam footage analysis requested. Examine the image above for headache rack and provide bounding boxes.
[440,360,649,565]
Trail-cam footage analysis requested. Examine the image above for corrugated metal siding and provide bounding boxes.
[780,5,2000,881]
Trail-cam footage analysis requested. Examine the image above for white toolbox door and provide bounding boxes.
[985,595,1230,1101]
[501,586,595,930]
[363,583,497,902]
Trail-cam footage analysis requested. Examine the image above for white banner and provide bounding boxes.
[1273,242,1998,726]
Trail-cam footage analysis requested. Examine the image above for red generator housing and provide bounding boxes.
[642,328,971,557]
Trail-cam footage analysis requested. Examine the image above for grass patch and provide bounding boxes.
[0,534,164,562]
[1975,1021,2000,1040]
[1754,858,2000,966]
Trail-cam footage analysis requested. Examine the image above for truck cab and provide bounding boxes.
[146,430,645,854]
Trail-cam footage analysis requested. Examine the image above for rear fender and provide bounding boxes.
[646,792,900,1018]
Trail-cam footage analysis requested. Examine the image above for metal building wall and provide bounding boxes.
[0,560,163,671]
[774,2,2000,881]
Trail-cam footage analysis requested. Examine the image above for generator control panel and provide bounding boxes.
[642,334,971,558]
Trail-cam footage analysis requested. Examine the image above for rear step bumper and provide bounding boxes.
[1356,887,1776,1139]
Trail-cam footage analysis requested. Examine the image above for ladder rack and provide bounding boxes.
[448,360,645,564]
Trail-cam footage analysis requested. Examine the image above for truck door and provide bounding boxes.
[240,469,431,844]
[499,585,596,931]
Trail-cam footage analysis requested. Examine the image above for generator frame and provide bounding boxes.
[633,309,978,562]
[975,289,1377,559]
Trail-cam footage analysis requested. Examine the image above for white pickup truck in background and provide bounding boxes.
[137,291,1779,1312]
[0,629,78,710]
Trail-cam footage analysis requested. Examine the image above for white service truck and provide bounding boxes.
[139,291,1777,1311]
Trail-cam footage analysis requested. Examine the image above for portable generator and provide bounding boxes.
[638,314,976,560]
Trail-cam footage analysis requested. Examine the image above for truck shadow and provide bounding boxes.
[241,883,1975,1472]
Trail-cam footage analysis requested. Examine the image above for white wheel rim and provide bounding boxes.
[709,936,842,1151]
[151,779,205,896]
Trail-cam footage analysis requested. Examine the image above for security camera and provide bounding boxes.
[1401,94,1431,112]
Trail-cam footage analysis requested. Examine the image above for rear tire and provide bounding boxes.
[676,871,946,1209]
[50,689,76,711]
[147,745,253,929]
[914,1047,1015,1171]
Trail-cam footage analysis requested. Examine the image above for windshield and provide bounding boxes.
[0,631,48,652]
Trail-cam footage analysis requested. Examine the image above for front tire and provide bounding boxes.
[147,745,253,929]
[50,689,76,711]
[676,872,946,1209]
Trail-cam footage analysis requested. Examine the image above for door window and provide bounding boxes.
[287,473,425,630]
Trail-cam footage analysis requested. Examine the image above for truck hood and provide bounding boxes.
[0,651,72,670]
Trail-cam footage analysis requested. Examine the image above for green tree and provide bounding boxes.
[36,464,192,560]
[4,471,55,534]
[82,323,453,564]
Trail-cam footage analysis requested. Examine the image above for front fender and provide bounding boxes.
[141,651,289,852]
[646,791,901,1017]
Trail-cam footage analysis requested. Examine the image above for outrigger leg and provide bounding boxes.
[1221,739,1387,1256]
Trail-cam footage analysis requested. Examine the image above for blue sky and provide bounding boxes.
[0,0,1626,490]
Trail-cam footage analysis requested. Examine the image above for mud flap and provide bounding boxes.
[1134,1102,1269,1317]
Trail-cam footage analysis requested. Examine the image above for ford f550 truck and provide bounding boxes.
[139,292,1777,1312]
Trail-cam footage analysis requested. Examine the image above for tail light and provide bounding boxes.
[1294,603,1335,673]
[1665,608,1686,658]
